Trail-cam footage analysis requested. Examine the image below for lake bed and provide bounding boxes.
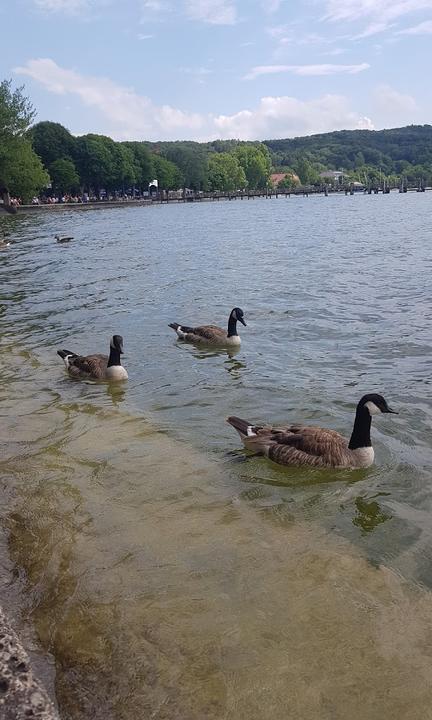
[1,194,432,718]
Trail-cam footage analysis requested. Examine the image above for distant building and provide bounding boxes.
[270,172,300,188]
[319,170,344,184]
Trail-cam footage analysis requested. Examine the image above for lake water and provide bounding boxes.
[1,194,432,719]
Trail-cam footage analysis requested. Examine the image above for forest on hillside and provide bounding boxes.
[2,78,432,202]
[265,126,432,179]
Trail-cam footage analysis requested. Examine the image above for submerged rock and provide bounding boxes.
[0,607,59,720]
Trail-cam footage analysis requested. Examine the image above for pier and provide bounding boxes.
[2,184,431,215]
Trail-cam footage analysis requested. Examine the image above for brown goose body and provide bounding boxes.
[57,335,128,381]
[227,394,397,470]
[169,307,246,348]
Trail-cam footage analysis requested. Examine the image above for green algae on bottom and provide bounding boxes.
[3,387,432,720]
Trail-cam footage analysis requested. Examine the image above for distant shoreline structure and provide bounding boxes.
[1,184,431,215]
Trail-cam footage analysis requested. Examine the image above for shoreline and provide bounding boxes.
[3,185,428,215]
[0,607,59,720]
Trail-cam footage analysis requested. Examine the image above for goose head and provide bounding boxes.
[231,307,247,326]
[110,334,124,354]
[357,393,397,416]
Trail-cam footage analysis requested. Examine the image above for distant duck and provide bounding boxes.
[227,393,397,469]
[0,240,10,249]
[55,235,73,243]
[57,334,128,381]
[169,307,246,347]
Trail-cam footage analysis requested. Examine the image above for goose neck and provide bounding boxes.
[227,314,238,338]
[348,406,372,450]
[107,347,121,368]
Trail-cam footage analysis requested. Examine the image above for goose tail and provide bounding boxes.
[169,323,190,339]
[57,349,77,368]
[226,416,253,438]
[57,349,76,359]
[227,416,272,454]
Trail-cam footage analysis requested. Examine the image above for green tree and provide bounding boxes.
[30,121,75,167]
[74,134,117,192]
[112,144,136,190]
[161,143,208,190]
[0,80,49,201]
[123,142,154,190]
[49,158,80,193]
[0,79,35,141]
[235,144,271,189]
[277,174,298,190]
[2,139,49,200]
[153,155,184,190]
[293,156,320,185]
[208,152,246,191]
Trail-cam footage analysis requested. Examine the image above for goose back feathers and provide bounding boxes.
[227,394,396,469]
[169,307,246,347]
[57,334,128,381]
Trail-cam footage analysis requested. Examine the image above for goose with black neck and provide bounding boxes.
[169,307,247,348]
[227,393,397,469]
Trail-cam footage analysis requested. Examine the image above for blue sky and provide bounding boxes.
[2,0,432,141]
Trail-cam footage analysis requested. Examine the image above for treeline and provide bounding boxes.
[29,125,273,197]
[2,78,432,203]
[266,126,432,186]
[0,80,273,201]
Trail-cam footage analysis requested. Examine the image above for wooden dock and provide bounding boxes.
[2,184,431,215]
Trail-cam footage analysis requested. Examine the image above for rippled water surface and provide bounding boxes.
[1,195,432,719]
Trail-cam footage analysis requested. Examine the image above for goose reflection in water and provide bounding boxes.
[353,495,392,533]
[106,382,127,407]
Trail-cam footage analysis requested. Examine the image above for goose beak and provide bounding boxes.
[386,407,398,414]
[239,317,247,327]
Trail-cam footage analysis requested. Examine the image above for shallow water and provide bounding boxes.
[1,195,432,718]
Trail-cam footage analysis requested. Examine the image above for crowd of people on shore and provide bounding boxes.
[31,192,92,205]
[29,191,153,205]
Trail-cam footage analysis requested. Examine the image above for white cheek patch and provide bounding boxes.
[247,426,257,437]
[365,400,382,415]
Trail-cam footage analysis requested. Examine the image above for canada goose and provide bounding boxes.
[227,394,397,469]
[57,334,128,381]
[169,307,246,347]
[55,235,73,243]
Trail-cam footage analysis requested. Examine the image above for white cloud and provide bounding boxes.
[137,33,154,39]
[324,0,432,36]
[184,0,236,24]
[14,57,374,141]
[373,84,418,116]
[214,95,374,139]
[244,62,370,79]
[34,0,87,11]
[15,58,204,140]
[397,18,432,33]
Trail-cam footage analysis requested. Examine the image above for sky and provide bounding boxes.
[2,0,432,142]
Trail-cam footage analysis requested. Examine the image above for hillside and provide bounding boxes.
[264,125,432,174]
